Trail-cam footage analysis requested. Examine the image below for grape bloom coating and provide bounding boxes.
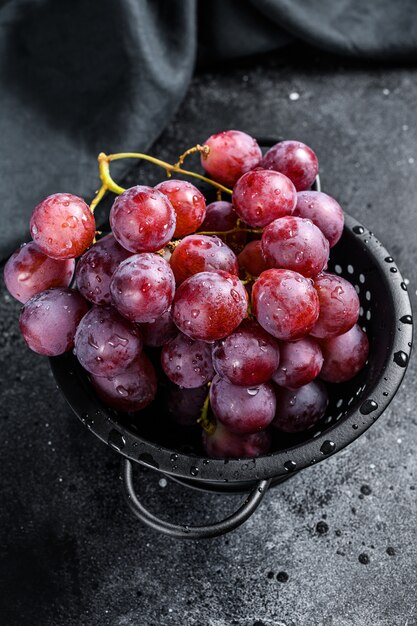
[30,193,96,259]
[7,131,373,462]
[110,185,176,253]
[172,270,248,341]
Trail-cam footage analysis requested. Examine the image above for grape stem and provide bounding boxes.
[197,386,216,435]
[89,184,107,213]
[97,152,232,197]
[173,144,210,169]
[198,227,261,236]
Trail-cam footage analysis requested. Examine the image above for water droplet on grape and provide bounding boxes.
[116,385,129,397]
[191,309,200,319]
[108,334,128,348]
[247,387,259,396]
[66,215,78,228]
[230,289,241,302]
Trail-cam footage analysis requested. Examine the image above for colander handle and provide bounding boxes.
[121,458,270,539]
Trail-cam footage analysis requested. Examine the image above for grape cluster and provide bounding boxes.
[4,131,369,461]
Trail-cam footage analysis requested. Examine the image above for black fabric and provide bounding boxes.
[1,0,417,259]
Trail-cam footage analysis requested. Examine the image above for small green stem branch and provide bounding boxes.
[89,184,107,213]
[198,227,261,236]
[99,151,232,196]
[174,143,210,169]
[197,386,215,435]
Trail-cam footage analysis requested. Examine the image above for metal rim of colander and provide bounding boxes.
[50,214,413,485]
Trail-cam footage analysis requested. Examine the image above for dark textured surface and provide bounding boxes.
[1,47,417,626]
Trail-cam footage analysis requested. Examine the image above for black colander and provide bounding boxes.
[50,139,413,539]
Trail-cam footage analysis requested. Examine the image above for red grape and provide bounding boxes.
[74,305,142,377]
[212,319,280,386]
[161,332,214,388]
[155,179,206,238]
[272,337,323,389]
[199,200,238,232]
[232,169,296,228]
[140,307,177,347]
[201,130,262,187]
[75,234,131,305]
[202,421,271,459]
[262,216,329,278]
[110,186,176,253]
[4,241,75,303]
[166,384,207,426]
[110,253,175,323]
[210,374,276,434]
[273,380,328,433]
[172,270,248,342]
[169,235,238,285]
[260,140,319,191]
[311,273,360,339]
[237,240,270,277]
[294,191,344,248]
[252,269,319,341]
[319,324,369,383]
[30,193,96,259]
[90,353,157,412]
[19,288,89,356]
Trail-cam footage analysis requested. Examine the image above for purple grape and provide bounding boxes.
[30,193,96,259]
[210,374,276,434]
[294,191,344,248]
[261,216,329,278]
[202,421,271,459]
[201,130,262,187]
[252,269,319,341]
[166,384,207,426]
[170,235,239,285]
[272,337,323,389]
[161,332,214,388]
[260,140,319,191]
[212,319,280,386]
[110,253,175,323]
[75,234,131,305]
[199,201,238,232]
[74,305,142,377]
[319,324,369,383]
[199,200,247,252]
[238,240,271,277]
[232,169,297,228]
[4,241,75,303]
[90,353,157,412]
[172,270,248,342]
[19,288,89,356]
[272,380,328,433]
[140,308,177,347]
[311,273,360,339]
[155,179,206,238]
[110,185,176,253]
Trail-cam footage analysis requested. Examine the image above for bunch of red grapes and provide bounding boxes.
[4,131,369,459]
